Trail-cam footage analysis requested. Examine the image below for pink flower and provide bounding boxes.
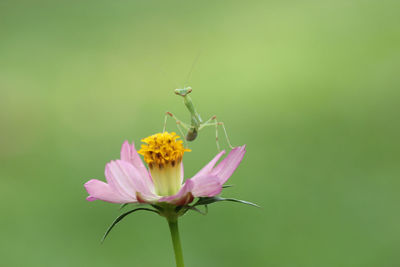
[84,132,246,206]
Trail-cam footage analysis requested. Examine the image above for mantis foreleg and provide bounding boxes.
[163,112,190,147]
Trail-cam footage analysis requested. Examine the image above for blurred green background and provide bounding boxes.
[1,0,399,266]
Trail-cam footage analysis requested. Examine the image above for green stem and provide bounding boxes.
[167,218,185,267]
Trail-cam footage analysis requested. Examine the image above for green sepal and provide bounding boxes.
[151,204,164,212]
[187,205,208,215]
[119,203,129,210]
[222,184,234,189]
[193,196,260,208]
[101,208,159,243]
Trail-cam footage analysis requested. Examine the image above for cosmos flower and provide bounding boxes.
[84,132,246,206]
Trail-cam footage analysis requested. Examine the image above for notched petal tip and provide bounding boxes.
[211,144,247,184]
[84,178,135,204]
[120,140,132,162]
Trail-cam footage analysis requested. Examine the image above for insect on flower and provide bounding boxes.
[163,87,234,152]
[84,132,258,267]
[85,132,246,207]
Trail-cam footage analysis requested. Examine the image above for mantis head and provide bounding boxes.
[174,87,192,97]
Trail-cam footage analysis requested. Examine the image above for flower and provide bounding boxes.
[84,132,246,206]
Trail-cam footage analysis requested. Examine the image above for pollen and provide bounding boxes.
[138,132,191,169]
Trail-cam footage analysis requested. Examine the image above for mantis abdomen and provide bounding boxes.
[186,128,198,141]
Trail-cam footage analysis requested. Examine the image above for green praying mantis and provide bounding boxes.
[163,86,234,151]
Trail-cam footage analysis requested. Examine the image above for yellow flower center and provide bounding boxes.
[138,132,191,168]
[138,132,191,196]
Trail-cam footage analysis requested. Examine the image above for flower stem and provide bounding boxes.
[167,218,185,267]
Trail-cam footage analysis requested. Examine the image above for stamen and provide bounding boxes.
[138,132,191,169]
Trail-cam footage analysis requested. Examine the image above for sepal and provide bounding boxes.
[186,205,208,215]
[101,207,159,243]
[193,196,260,208]
[119,203,129,210]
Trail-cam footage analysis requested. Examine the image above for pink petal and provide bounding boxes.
[84,179,135,203]
[180,162,184,184]
[120,141,154,186]
[190,174,222,197]
[159,179,195,205]
[105,161,137,199]
[107,160,158,202]
[211,146,246,184]
[191,150,226,179]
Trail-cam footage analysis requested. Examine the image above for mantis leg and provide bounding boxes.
[199,116,234,151]
[163,112,190,131]
[163,112,190,147]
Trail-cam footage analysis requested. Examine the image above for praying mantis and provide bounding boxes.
[163,86,233,151]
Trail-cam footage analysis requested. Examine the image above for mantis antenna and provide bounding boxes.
[163,87,234,151]
[183,51,202,89]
